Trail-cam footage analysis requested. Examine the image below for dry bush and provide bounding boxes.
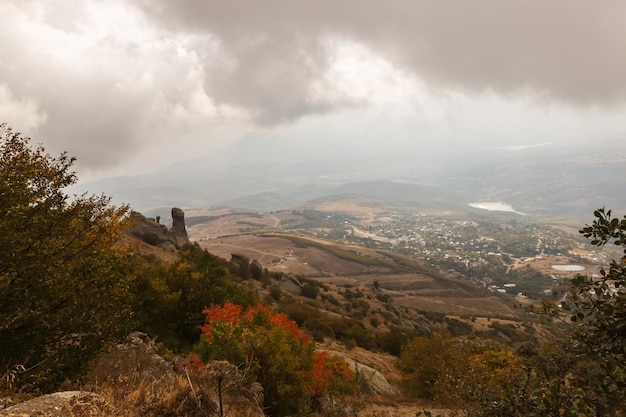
[84,337,262,417]
[105,374,216,417]
[97,367,263,417]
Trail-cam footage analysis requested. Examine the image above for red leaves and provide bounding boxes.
[201,302,244,341]
[311,352,332,395]
[201,301,310,344]
[200,301,352,399]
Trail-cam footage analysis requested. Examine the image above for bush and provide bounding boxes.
[301,282,319,299]
[199,302,353,416]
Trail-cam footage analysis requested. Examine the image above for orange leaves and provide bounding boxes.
[267,306,309,343]
[201,301,310,345]
[311,351,357,396]
[201,302,245,340]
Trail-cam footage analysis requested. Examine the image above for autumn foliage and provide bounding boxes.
[199,301,353,416]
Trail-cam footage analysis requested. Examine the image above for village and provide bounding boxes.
[309,210,611,299]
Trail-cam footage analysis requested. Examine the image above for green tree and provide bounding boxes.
[436,342,526,417]
[559,208,626,414]
[164,247,256,348]
[0,123,132,391]
[301,281,319,299]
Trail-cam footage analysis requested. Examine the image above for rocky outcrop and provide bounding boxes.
[319,345,400,397]
[87,332,174,384]
[128,207,189,252]
[128,211,173,250]
[167,207,190,248]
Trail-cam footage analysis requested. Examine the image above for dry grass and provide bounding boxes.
[80,338,264,417]
[88,367,264,417]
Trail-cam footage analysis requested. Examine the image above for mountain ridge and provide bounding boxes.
[70,134,625,220]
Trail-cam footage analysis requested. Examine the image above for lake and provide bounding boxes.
[552,265,585,272]
[469,202,525,215]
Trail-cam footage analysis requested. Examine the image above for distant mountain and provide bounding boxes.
[71,132,625,221]
[433,140,626,220]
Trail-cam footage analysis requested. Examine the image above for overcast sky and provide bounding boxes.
[1,0,625,182]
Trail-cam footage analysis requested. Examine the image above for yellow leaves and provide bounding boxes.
[400,334,528,412]
[462,349,525,405]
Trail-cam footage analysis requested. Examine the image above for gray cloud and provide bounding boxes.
[134,0,626,108]
[205,36,344,126]
[0,1,218,171]
[2,0,625,178]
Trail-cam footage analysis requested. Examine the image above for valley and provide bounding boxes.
[186,196,613,327]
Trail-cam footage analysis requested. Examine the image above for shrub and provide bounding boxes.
[199,302,352,416]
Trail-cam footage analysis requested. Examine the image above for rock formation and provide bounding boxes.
[167,207,190,248]
[127,207,189,252]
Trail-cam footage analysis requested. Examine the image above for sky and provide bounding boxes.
[1,0,625,182]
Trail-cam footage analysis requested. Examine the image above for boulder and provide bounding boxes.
[86,332,173,385]
[347,360,399,397]
[128,211,169,246]
[318,347,400,397]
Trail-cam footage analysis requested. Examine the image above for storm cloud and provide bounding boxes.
[1,0,625,178]
[134,0,626,107]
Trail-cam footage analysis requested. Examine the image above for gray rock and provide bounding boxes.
[87,332,173,385]
[128,207,189,250]
[128,211,169,246]
[287,275,303,288]
[345,360,399,397]
[326,294,344,307]
[167,207,190,248]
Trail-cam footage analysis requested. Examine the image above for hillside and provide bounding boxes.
[4,114,624,415]
[185,205,558,345]
[4,204,620,416]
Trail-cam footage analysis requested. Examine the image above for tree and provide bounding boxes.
[559,208,626,414]
[0,123,132,391]
[398,334,450,399]
[400,335,529,414]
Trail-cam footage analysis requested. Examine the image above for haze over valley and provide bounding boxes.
[73,131,624,222]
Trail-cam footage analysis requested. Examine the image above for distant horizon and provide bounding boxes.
[66,133,625,224]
